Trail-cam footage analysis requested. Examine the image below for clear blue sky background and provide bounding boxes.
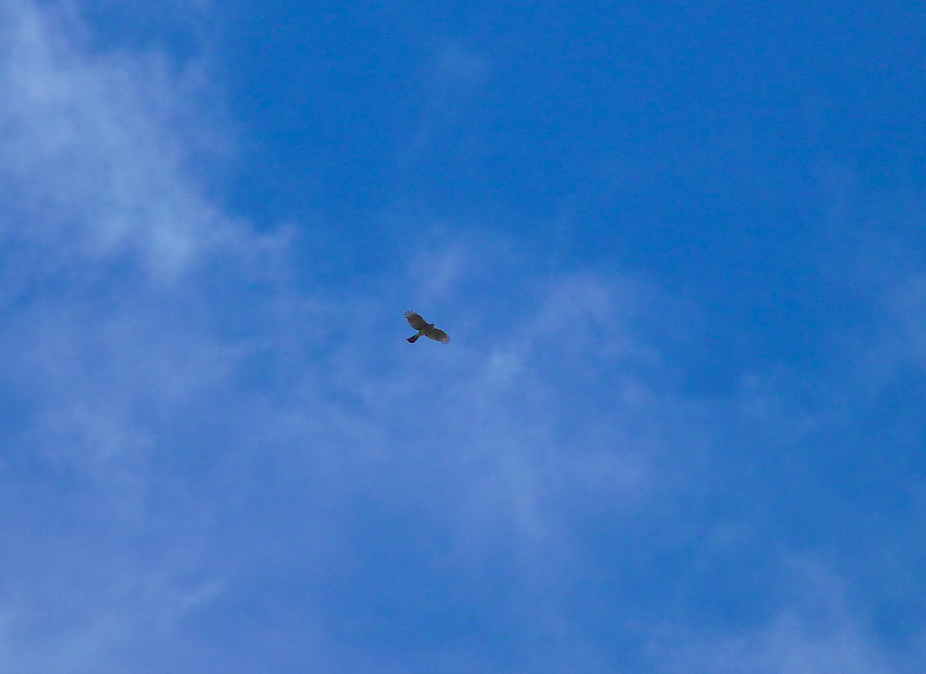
[1,0,925,671]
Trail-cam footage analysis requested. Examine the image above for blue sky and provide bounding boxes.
[1,0,925,671]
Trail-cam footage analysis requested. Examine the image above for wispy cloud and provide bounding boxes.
[0,4,673,668]
[0,0,240,278]
[654,555,911,674]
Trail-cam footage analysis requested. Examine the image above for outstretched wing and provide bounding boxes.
[426,328,450,344]
[405,311,428,330]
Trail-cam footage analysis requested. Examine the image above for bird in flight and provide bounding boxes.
[405,311,450,344]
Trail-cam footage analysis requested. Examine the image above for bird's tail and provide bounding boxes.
[407,335,420,343]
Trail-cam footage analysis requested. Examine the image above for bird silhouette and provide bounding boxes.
[405,311,450,344]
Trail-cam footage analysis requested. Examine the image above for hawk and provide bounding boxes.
[405,311,450,344]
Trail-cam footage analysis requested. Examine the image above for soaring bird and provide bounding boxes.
[405,311,450,344]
